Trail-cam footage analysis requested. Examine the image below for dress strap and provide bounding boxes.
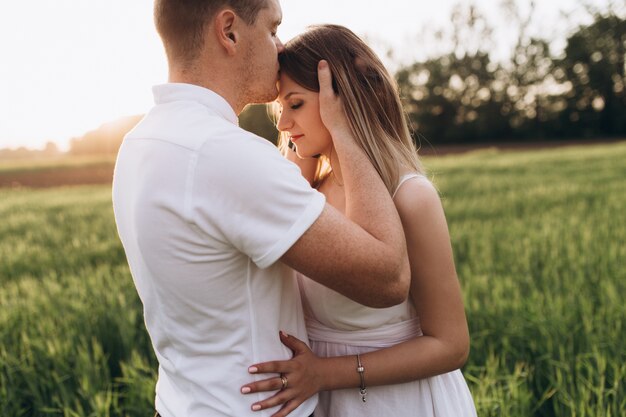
[393,173,424,198]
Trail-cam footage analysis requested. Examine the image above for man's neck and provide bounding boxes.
[168,66,242,115]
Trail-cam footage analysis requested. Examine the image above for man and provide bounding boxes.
[112,1,410,416]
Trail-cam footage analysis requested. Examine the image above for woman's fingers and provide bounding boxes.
[248,359,291,375]
[317,60,336,128]
[241,375,285,394]
[271,399,302,417]
[250,390,292,412]
[317,60,333,101]
[279,331,310,355]
[317,60,351,137]
[242,332,322,415]
[250,391,305,416]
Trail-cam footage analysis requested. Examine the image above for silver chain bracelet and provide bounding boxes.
[356,353,367,402]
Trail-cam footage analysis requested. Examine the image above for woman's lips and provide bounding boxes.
[290,134,304,142]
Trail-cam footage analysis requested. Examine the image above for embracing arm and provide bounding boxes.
[243,178,469,416]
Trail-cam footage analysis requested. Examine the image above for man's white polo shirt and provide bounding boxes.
[112,83,324,417]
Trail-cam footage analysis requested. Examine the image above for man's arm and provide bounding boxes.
[281,61,410,308]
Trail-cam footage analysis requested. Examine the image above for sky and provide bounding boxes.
[0,0,614,151]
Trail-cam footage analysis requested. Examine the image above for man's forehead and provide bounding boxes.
[264,0,282,24]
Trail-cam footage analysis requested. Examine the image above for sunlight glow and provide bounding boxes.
[0,0,613,151]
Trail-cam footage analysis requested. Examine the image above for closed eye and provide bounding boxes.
[290,102,303,110]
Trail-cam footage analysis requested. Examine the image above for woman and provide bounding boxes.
[241,25,476,417]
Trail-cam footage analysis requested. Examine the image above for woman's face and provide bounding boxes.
[276,73,333,158]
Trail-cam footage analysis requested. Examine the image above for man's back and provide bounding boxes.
[112,83,321,416]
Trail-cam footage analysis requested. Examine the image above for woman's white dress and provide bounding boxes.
[299,174,477,417]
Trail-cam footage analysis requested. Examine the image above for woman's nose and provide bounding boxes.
[276,111,292,132]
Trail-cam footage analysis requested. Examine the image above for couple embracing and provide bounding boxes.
[112,1,477,416]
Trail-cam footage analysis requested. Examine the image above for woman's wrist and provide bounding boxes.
[317,355,361,392]
[309,356,335,392]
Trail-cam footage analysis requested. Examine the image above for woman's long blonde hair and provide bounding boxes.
[276,24,423,194]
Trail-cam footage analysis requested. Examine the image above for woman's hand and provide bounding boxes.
[317,60,351,138]
[241,331,325,416]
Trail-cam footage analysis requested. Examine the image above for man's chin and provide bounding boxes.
[250,89,279,105]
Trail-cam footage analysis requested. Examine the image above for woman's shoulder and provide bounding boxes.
[393,173,441,216]
[394,171,435,196]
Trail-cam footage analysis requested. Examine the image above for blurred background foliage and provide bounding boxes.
[2,0,622,161]
[395,1,626,143]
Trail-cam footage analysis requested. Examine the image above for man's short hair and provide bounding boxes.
[154,0,268,64]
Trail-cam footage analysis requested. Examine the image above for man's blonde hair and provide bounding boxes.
[154,0,268,65]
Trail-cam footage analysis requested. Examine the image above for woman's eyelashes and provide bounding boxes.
[290,101,303,110]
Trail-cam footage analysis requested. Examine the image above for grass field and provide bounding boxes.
[1,142,624,416]
[0,156,115,188]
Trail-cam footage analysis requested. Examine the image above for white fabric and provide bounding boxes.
[112,83,323,417]
[306,316,477,417]
[393,173,424,198]
[298,271,416,331]
[306,315,423,347]
[299,172,476,416]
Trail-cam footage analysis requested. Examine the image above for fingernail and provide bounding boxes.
[252,404,262,411]
[319,60,327,69]
[241,386,251,394]
[248,366,258,373]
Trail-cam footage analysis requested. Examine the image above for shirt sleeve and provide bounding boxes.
[190,133,326,269]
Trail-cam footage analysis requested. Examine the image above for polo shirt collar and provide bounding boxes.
[152,83,238,125]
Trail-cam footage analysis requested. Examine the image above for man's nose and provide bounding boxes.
[276,37,285,53]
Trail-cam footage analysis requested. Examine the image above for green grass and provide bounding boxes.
[1,142,624,416]
[429,143,626,416]
[0,187,155,416]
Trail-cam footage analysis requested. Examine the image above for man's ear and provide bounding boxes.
[214,9,238,55]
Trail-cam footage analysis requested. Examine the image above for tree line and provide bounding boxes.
[395,3,625,143]
[4,1,621,160]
